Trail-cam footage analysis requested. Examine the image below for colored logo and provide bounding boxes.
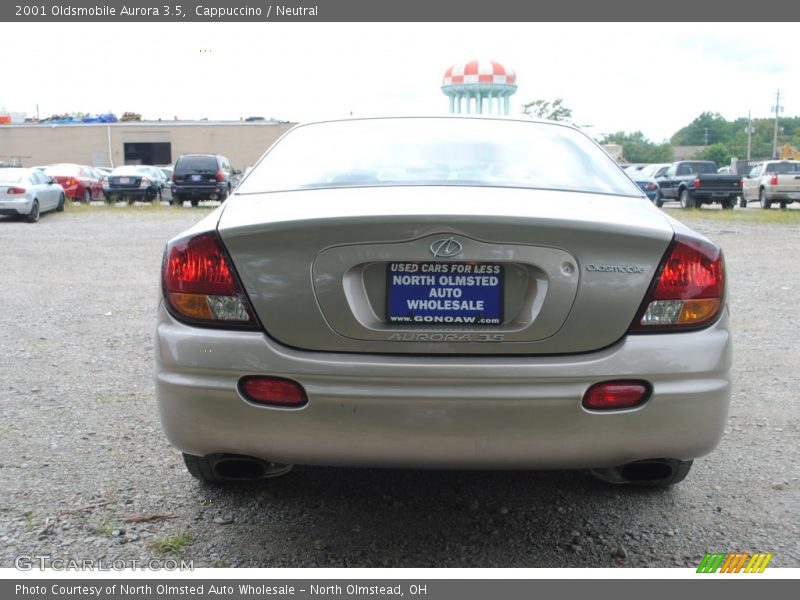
[696,552,773,573]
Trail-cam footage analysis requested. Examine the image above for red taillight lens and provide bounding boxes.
[6,187,26,194]
[582,380,651,411]
[171,173,177,181]
[693,178,701,188]
[216,170,224,182]
[631,234,724,331]
[162,231,256,327]
[644,183,657,190]
[770,175,778,186]
[239,376,308,408]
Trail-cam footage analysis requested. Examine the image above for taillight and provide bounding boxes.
[6,187,26,195]
[239,376,308,408]
[582,380,651,411]
[644,183,657,191]
[216,170,224,182]
[171,172,177,181]
[162,231,257,328]
[140,177,150,187]
[630,234,724,331]
[770,175,778,186]
[693,178,701,188]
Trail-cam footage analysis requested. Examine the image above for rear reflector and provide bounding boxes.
[582,380,651,411]
[239,376,308,408]
[162,231,257,328]
[631,234,724,331]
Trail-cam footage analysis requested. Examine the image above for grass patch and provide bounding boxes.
[152,532,191,554]
[663,207,800,224]
[65,201,210,213]
[95,394,119,404]
[95,519,121,537]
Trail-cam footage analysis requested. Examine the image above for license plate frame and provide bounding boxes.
[385,262,504,326]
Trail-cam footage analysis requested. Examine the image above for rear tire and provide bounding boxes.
[191,199,199,207]
[56,193,65,212]
[83,188,92,204]
[679,188,695,209]
[759,188,772,209]
[26,200,40,223]
[654,191,664,208]
[780,201,787,209]
[721,198,735,210]
[739,195,747,208]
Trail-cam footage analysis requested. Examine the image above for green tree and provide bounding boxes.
[692,143,731,167]
[600,131,673,163]
[670,112,732,146]
[521,98,572,121]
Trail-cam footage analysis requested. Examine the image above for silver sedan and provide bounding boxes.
[0,167,65,222]
[155,117,731,487]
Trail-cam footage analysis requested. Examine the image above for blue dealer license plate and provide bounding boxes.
[386,262,503,325]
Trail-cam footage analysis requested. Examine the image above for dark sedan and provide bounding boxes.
[103,165,162,203]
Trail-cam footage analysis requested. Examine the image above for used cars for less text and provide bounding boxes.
[155,117,731,487]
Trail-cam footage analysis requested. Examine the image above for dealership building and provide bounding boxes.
[0,119,296,170]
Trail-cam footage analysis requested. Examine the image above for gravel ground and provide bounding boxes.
[0,203,798,569]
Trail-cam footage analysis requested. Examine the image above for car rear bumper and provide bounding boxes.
[155,304,732,470]
[0,198,34,215]
[692,191,740,201]
[104,187,152,198]
[172,184,224,198]
[766,191,800,202]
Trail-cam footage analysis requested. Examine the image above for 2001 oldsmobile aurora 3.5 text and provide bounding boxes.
[155,117,731,487]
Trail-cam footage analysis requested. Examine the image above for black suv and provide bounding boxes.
[171,154,234,207]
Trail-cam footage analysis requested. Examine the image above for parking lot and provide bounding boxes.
[0,203,798,568]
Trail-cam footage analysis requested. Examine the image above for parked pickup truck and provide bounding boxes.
[741,160,800,209]
[654,160,742,209]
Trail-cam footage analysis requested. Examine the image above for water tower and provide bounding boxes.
[442,59,517,115]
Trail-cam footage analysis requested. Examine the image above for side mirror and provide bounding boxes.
[48,177,55,185]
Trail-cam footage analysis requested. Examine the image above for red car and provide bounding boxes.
[42,164,105,203]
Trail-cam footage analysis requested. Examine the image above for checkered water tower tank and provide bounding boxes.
[442,60,517,115]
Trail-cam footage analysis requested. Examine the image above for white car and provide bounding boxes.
[0,168,65,222]
[155,117,731,488]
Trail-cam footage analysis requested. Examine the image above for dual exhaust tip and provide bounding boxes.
[203,454,689,487]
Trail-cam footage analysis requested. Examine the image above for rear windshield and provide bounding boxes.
[678,162,717,175]
[237,118,642,196]
[0,169,26,183]
[176,156,217,173]
[44,165,82,176]
[765,162,800,174]
[111,166,150,175]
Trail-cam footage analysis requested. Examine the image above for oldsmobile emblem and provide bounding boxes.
[430,237,463,258]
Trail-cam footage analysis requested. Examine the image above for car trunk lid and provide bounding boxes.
[217,186,675,355]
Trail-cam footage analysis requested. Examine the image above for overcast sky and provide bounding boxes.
[3,22,797,142]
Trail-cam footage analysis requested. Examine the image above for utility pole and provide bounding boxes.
[771,89,784,158]
[745,110,754,160]
[703,127,709,146]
